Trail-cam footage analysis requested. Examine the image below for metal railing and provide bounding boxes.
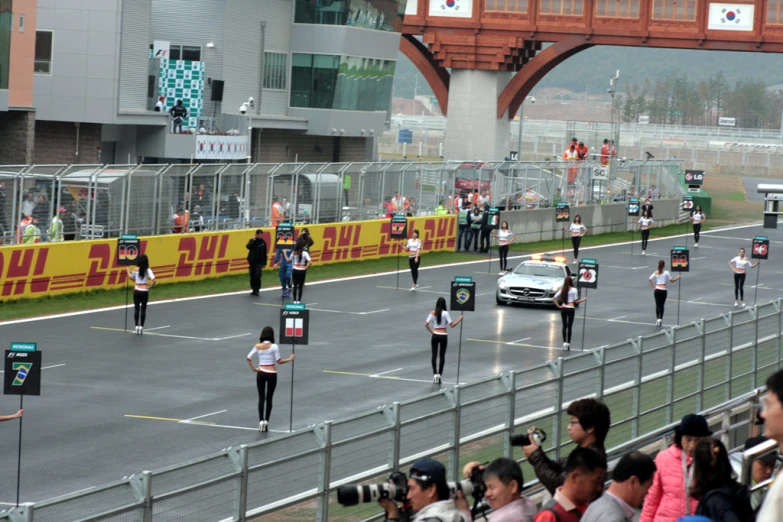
[0,160,682,246]
[3,298,781,522]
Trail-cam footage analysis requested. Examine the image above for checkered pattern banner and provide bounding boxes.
[158,59,205,130]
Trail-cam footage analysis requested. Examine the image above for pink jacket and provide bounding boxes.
[640,445,699,522]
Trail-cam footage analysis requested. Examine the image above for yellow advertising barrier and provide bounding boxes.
[0,216,456,301]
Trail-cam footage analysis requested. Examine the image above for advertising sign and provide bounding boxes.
[390,215,408,239]
[577,259,599,289]
[752,236,769,260]
[684,170,705,186]
[450,277,476,312]
[671,246,690,272]
[486,208,500,230]
[280,305,309,345]
[275,222,295,249]
[628,198,640,216]
[682,195,694,212]
[555,202,570,222]
[116,235,140,267]
[4,343,41,396]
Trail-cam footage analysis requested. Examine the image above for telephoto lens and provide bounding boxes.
[509,428,547,447]
[337,483,403,506]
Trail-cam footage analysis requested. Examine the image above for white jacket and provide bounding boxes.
[757,472,783,522]
[413,500,467,522]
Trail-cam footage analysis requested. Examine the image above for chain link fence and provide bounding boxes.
[3,299,780,522]
[0,160,682,246]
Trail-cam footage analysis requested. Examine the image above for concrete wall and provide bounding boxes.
[501,198,682,243]
[253,131,371,163]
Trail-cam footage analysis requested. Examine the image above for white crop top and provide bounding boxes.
[406,238,421,257]
[650,271,672,287]
[731,257,752,271]
[130,268,155,292]
[692,212,705,224]
[292,251,311,269]
[558,287,578,307]
[497,229,514,244]
[426,310,453,334]
[569,223,586,237]
[247,343,282,371]
[638,217,654,228]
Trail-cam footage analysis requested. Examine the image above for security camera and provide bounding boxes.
[248,97,255,105]
[239,104,247,115]
[529,97,535,104]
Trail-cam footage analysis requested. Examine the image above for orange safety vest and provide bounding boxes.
[271,203,283,226]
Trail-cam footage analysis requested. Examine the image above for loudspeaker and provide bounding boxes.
[211,80,225,102]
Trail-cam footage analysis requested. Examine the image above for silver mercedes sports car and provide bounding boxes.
[496,255,579,307]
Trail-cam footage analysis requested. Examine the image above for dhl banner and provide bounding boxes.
[0,216,456,301]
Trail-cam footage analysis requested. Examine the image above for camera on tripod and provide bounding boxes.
[510,428,547,447]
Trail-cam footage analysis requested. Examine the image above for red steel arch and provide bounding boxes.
[399,35,451,115]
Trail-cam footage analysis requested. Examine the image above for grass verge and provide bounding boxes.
[0,221,738,322]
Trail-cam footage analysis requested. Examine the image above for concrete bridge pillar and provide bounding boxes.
[443,70,511,162]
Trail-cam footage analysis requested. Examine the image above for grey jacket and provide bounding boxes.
[581,494,634,522]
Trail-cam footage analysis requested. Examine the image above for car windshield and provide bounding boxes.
[513,264,565,278]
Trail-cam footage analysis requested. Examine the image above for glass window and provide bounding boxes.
[651,0,695,20]
[291,53,395,112]
[485,0,528,14]
[769,1,783,25]
[295,0,403,32]
[0,0,9,88]
[181,46,201,61]
[169,46,181,60]
[34,31,53,74]
[595,0,639,18]
[264,52,288,90]
[539,0,583,15]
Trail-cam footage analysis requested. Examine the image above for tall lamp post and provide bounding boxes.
[607,70,620,183]
[515,95,535,160]
[240,97,255,164]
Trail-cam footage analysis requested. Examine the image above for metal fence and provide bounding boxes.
[0,160,682,246]
[3,298,781,522]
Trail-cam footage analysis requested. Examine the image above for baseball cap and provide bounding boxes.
[409,458,447,487]
[745,435,778,464]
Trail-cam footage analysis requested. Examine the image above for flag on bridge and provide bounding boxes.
[707,3,754,31]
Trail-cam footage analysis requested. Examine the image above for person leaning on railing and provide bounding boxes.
[522,398,610,495]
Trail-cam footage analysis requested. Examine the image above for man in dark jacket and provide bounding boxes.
[246,229,268,296]
[479,202,491,253]
[522,398,610,494]
[169,100,188,133]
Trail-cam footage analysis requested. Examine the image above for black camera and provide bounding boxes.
[337,468,486,507]
[510,428,547,447]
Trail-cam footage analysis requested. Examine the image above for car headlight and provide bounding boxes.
[499,279,508,291]
[551,283,562,292]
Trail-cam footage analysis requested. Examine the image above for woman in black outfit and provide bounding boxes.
[691,437,754,522]
[286,236,312,304]
[424,297,464,384]
[126,254,156,335]
[245,326,295,432]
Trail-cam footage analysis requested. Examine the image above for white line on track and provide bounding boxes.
[0,221,769,327]
[608,316,627,321]
[0,363,65,374]
[181,410,228,423]
[372,368,403,376]
[509,337,531,344]
[692,257,707,260]
[607,266,648,270]
[145,325,171,331]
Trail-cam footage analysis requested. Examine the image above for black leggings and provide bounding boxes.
[431,334,447,375]
[256,371,278,421]
[641,229,650,251]
[498,245,509,271]
[693,223,701,243]
[561,308,575,343]
[292,269,307,301]
[409,257,420,284]
[133,291,149,327]
[734,273,746,300]
[654,289,667,320]
[571,236,581,259]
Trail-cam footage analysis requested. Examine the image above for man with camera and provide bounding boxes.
[533,447,607,522]
[379,458,467,522]
[581,451,657,522]
[455,458,536,522]
[521,398,610,494]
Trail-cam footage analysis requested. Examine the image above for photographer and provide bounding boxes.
[379,458,467,522]
[456,458,536,522]
[522,398,610,494]
[533,447,607,522]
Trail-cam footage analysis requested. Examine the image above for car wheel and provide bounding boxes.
[496,292,505,305]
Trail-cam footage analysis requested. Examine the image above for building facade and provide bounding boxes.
[0,0,404,165]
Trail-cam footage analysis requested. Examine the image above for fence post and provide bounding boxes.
[448,386,462,483]
[666,328,676,425]
[228,445,249,522]
[551,359,564,461]
[503,371,517,459]
[697,319,706,413]
[631,337,642,439]
[727,312,734,401]
[593,347,606,398]
[778,299,783,371]
[385,402,402,470]
[752,305,759,390]
[315,422,333,522]
[129,471,153,522]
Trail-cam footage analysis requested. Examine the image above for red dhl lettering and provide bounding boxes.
[177,234,233,277]
[0,248,51,296]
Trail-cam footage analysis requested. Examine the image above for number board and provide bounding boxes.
[275,222,295,249]
[390,215,408,239]
[486,208,500,230]
[451,277,475,312]
[752,236,769,260]
[4,343,41,396]
[577,258,599,289]
[682,195,694,212]
[116,235,140,266]
[279,307,309,345]
[671,246,690,272]
[684,170,705,186]
[627,198,640,217]
[555,202,570,222]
